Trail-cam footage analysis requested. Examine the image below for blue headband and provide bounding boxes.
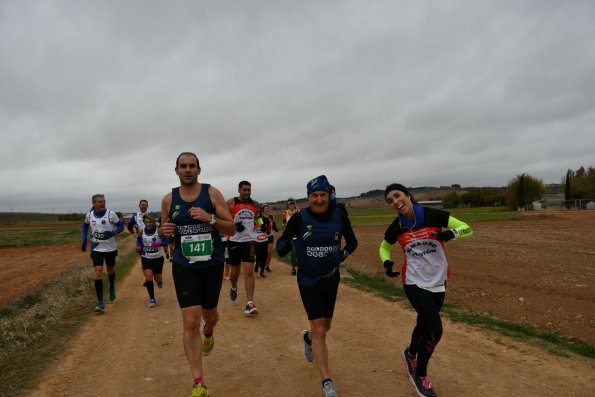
[307,175,331,196]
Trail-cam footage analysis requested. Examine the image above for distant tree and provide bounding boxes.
[517,174,526,209]
[584,167,595,198]
[460,187,506,207]
[564,166,595,205]
[505,173,546,210]
[564,169,573,209]
[359,189,384,198]
[441,191,460,208]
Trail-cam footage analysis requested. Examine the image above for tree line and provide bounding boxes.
[356,165,594,210]
[490,165,594,210]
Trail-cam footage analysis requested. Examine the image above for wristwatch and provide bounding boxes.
[209,213,217,225]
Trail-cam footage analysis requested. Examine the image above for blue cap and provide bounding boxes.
[307,175,331,196]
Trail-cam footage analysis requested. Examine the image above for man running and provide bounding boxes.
[282,198,300,275]
[160,152,235,397]
[276,175,358,397]
[128,199,148,235]
[226,181,261,315]
[81,194,125,313]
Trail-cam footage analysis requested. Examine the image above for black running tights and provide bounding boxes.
[403,284,445,377]
[254,241,268,273]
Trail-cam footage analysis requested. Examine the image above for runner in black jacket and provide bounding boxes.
[277,175,357,397]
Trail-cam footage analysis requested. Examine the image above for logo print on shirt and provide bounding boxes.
[303,225,313,240]
[172,205,181,220]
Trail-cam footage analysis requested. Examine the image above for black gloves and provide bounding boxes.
[432,229,456,242]
[383,260,400,278]
[260,224,267,233]
[81,242,87,252]
[235,222,245,232]
[340,249,349,262]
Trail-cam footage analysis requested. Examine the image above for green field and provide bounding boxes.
[0,223,82,248]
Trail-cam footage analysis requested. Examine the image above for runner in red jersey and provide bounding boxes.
[226,180,262,315]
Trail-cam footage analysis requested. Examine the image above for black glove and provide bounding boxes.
[81,242,87,252]
[260,224,267,233]
[432,229,456,242]
[383,260,400,278]
[235,222,245,232]
[340,249,349,262]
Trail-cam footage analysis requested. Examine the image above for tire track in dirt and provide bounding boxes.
[27,259,595,396]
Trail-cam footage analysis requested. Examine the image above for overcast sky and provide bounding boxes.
[1,1,594,213]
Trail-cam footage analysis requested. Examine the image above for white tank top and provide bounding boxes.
[140,228,164,259]
[86,209,119,252]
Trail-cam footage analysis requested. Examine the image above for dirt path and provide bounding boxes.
[28,259,594,397]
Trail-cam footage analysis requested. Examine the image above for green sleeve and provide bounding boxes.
[447,216,473,239]
[379,240,393,262]
[255,215,263,226]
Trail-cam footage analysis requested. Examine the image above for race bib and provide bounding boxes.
[181,234,213,262]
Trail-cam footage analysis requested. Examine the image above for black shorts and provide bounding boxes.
[91,250,117,267]
[298,271,340,320]
[172,262,224,309]
[141,256,164,274]
[227,241,255,265]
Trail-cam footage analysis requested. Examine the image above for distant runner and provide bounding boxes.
[282,198,300,275]
[226,180,262,315]
[136,213,169,307]
[81,194,125,313]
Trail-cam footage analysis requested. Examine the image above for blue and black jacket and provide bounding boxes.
[276,206,357,286]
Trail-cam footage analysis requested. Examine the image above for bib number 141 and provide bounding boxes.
[181,234,213,261]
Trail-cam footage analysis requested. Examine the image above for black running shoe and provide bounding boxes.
[412,375,437,397]
[401,348,417,381]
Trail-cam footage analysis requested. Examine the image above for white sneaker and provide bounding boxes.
[323,380,338,397]
[148,298,156,308]
[301,330,314,362]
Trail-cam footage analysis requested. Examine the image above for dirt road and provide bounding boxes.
[28,259,594,397]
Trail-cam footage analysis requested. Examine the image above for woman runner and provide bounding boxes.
[136,213,169,307]
[379,183,473,397]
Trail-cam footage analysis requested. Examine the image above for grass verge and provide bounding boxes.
[343,267,595,360]
[0,237,137,397]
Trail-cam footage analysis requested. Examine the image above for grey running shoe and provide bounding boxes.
[412,375,437,397]
[301,330,314,362]
[322,379,338,397]
[148,298,156,308]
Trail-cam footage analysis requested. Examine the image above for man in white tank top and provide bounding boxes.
[82,194,125,313]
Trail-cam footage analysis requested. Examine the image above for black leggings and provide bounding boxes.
[403,284,445,377]
[254,241,268,273]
